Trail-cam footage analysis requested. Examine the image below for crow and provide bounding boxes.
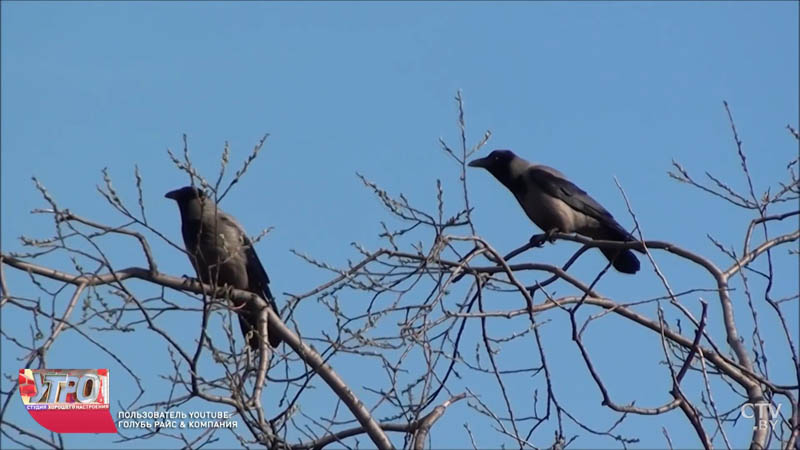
[165,186,282,348]
[469,150,642,274]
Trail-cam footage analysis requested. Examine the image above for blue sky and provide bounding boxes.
[1,2,797,449]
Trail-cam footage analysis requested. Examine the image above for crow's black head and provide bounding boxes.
[468,149,520,183]
[468,149,517,171]
[164,186,205,203]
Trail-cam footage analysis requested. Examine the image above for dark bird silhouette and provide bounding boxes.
[468,149,642,274]
[165,186,281,348]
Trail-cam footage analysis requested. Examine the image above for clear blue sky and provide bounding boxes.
[2,2,797,449]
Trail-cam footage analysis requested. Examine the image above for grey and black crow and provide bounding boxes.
[165,186,282,348]
[469,150,642,274]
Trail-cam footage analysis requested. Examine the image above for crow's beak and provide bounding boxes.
[164,190,178,200]
[468,157,491,168]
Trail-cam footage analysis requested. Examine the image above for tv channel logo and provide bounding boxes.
[18,369,117,433]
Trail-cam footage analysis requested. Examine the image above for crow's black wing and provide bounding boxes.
[221,213,282,348]
[527,166,633,239]
[243,236,277,309]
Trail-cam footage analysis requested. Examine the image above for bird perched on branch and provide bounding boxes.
[165,186,282,348]
[468,150,642,274]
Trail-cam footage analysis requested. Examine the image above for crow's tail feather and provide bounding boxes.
[596,222,642,274]
[600,248,641,274]
[239,314,281,350]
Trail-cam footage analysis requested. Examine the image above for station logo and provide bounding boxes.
[18,369,117,433]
